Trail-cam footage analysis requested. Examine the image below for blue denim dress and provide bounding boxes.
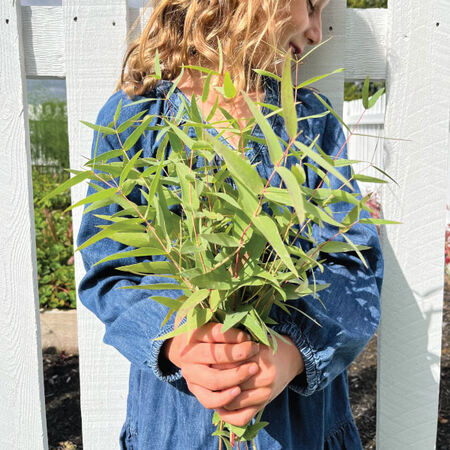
[77,75,384,449]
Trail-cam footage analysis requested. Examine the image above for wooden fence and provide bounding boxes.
[0,1,448,449]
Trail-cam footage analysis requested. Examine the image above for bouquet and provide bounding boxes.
[41,47,396,449]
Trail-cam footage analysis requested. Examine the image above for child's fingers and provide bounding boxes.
[182,341,259,365]
[186,382,241,410]
[193,322,252,343]
[215,405,260,428]
[222,387,272,411]
[181,362,259,391]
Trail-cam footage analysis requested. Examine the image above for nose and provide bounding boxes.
[305,14,322,45]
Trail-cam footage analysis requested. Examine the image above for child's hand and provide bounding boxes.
[162,323,260,410]
[213,335,304,427]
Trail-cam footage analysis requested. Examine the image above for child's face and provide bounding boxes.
[279,0,330,57]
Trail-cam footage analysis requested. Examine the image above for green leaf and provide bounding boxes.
[64,187,118,213]
[242,421,269,441]
[276,166,306,225]
[359,218,402,225]
[212,411,221,426]
[165,66,185,99]
[176,162,200,211]
[251,214,299,277]
[202,71,213,103]
[252,69,281,82]
[38,170,93,205]
[120,149,143,188]
[105,232,155,248]
[312,92,351,134]
[368,87,385,109]
[204,132,264,195]
[176,289,210,327]
[291,163,306,185]
[182,65,220,76]
[293,139,353,191]
[145,156,165,219]
[242,311,270,345]
[191,268,235,290]
[93,247,166,266]
[80,120,116,135]
[165,119,196,149]
[115,261,175,275]
[353,174,388,184]
[86,148,128,165]
[119,283,182,290]
[153,322,190,341]
[281,49,297,140]
[151,296,182,311]
[223,71,237,99]
[362,75,370,109]
[296,68,344,89]
[319,241,371,253]
[154,49,161,79]
[209,290,223,311]
[116,110,149,134]
[113,98,123,125]
[199,233,240,247]
[122,115,153,152]
[342,234,368,269]
[221,309,250,333]
[242,91,284,164]
[76,219,145,252]
[206,95,220,122]
[187,307,213,330]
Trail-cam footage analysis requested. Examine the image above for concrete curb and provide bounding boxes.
[40,309,78,355]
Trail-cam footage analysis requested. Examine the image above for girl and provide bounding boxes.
[76,0,384,448]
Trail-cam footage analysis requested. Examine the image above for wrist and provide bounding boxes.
[280,334,304,377]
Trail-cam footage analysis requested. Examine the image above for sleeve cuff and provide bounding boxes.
[271,321,321,396]
[148,321,184,383]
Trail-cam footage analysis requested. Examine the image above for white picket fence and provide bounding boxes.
[0,1,449,449]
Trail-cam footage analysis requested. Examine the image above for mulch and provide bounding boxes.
[42,277,450,450]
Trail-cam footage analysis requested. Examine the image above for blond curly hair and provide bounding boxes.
[116,0,291,99]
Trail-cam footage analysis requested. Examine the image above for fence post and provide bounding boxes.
[0,2,48,449]
[377,0,450,448]
[62,0,130,448]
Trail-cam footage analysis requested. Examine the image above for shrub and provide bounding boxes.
[33,166,75,310]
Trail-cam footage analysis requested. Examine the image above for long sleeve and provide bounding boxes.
[76,91,183,382]
[270,92,384,396]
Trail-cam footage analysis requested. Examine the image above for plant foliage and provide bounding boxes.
[33,167,76,309]
[41,48,395,446]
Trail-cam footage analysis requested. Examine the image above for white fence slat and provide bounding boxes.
[62,0,130,448]
[22,6,64,79]
[296,0,347,117]
[377,0,450,448]
[20,6,387,82]
[345,8,387,81]
[0,2,48,449]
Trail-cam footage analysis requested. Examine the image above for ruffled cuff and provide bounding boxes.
[271,321,321,396]
[148,322,184,383]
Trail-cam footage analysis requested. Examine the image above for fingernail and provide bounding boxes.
[249,364,258,375]
[231,387,240,396]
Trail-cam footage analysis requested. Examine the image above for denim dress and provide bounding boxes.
[77,75,384,449]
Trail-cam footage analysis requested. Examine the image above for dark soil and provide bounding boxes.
[43,277,450,450]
